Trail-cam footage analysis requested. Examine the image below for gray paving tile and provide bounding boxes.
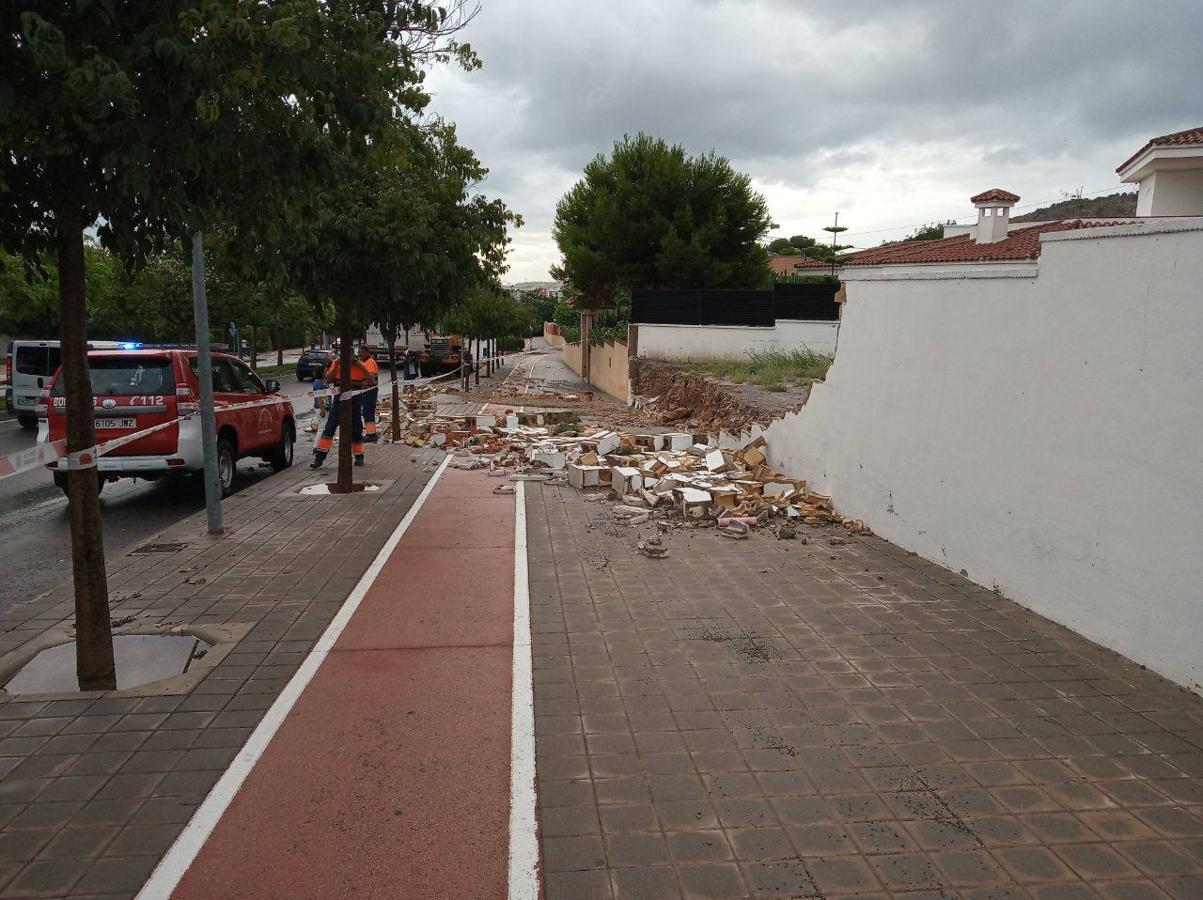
[528,482,1203,898]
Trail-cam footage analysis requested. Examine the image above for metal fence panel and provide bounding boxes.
[630,289,699,324]
[630,283,840,326]
[699,289,774,326]
[772,283,840,321]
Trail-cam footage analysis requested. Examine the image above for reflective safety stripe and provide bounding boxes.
[352,443,364,454]
[66,447,99,470]
[365,422,377,434]
[316,436,333,451]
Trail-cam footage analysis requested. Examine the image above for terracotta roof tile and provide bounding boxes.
[970,188,1020,203]
[767,255,829,274]
[1117,125,1203,173]
[842,220,1118,267]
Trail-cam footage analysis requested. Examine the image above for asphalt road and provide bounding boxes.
[0,375,317,612]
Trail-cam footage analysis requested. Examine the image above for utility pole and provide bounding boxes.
[191,233,223,534]
[823,211,848,279]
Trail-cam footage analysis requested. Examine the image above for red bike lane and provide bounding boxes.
[167,466,518,899]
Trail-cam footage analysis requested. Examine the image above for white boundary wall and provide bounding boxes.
[637,320,838,361]
[740,220,1203,692]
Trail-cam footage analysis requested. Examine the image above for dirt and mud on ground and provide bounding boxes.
[629,358,815,434]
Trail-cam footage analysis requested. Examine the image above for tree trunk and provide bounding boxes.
[249,325,258,371]
[335,310,354,493]
[474,337,480,387]
[275,329,284,367]
[57,200,116,692]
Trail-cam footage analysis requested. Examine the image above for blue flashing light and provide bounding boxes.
[119,341,143,350]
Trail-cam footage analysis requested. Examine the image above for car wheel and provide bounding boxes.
[269,421,295,472]
[216,437,236,498]
[55,471,105,498]
[17,414,37,430]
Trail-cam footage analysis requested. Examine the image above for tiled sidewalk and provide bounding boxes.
[0,443,443,898]
[526,483,1203,899]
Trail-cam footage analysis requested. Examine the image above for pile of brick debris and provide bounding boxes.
[379,387,868,551]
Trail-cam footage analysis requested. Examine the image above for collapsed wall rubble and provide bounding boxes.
[629,358,811,433]
[379,385,868,550]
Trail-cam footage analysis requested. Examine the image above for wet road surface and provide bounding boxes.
[0,376,316,611]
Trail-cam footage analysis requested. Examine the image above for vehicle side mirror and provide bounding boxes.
[265,378,281,394]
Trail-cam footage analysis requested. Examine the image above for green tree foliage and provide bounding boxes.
[0,245,121,336]
[512,288,558,332]
[0,241,322,355]
[443,283,534,386]
[1011,191,1136,223]
[552,297,581,343]
[0,0,461,689]
[552,133,773,304]
[589,292,631,346]
[766,234,823,257]
[900,221,952,242]
[285,127,515,489]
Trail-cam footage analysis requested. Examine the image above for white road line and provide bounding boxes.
[507,480,539,900]
[477,351,539,416]
[136,453,453,900]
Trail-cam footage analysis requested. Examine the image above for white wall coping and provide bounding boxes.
[841,261,1038,282]
[1041,216,1203,243]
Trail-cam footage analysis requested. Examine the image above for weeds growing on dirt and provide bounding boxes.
[690,349,832,392]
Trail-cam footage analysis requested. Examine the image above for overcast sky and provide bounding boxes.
[424,0,1203,283]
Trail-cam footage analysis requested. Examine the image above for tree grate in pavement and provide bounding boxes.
[128,541,191,555]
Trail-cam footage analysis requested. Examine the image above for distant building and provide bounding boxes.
[839,124,1203,271]
[1116,125,1203,216]
[505,281,562,298]
[767,255,829,276]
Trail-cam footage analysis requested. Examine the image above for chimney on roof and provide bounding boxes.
[970,189,1019,243]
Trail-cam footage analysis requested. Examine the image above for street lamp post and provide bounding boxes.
[191,233,223,535]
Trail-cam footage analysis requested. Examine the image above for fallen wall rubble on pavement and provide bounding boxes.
[376,384,867,549]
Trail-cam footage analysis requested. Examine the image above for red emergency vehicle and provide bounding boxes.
[41,348,296,497]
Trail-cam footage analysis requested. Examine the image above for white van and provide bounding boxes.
[5,339,121,429]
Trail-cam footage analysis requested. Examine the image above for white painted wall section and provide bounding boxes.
[637,320,839,361]
[1136,169,1203,216]
[743,220,1203,693]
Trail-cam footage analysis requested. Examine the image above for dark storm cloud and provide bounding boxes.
[425,0,1203,277]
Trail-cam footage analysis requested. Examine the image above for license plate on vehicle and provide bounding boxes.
[95,417,137,429]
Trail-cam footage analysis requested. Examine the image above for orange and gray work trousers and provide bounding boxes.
[313,394,364,463]
[359,387,379,437]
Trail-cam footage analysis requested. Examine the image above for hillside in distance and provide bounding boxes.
[1013,191,1137,222]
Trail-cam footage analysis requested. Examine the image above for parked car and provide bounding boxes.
[6,339,120,429]
[296,348,333,381]
[42,348,296,497]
